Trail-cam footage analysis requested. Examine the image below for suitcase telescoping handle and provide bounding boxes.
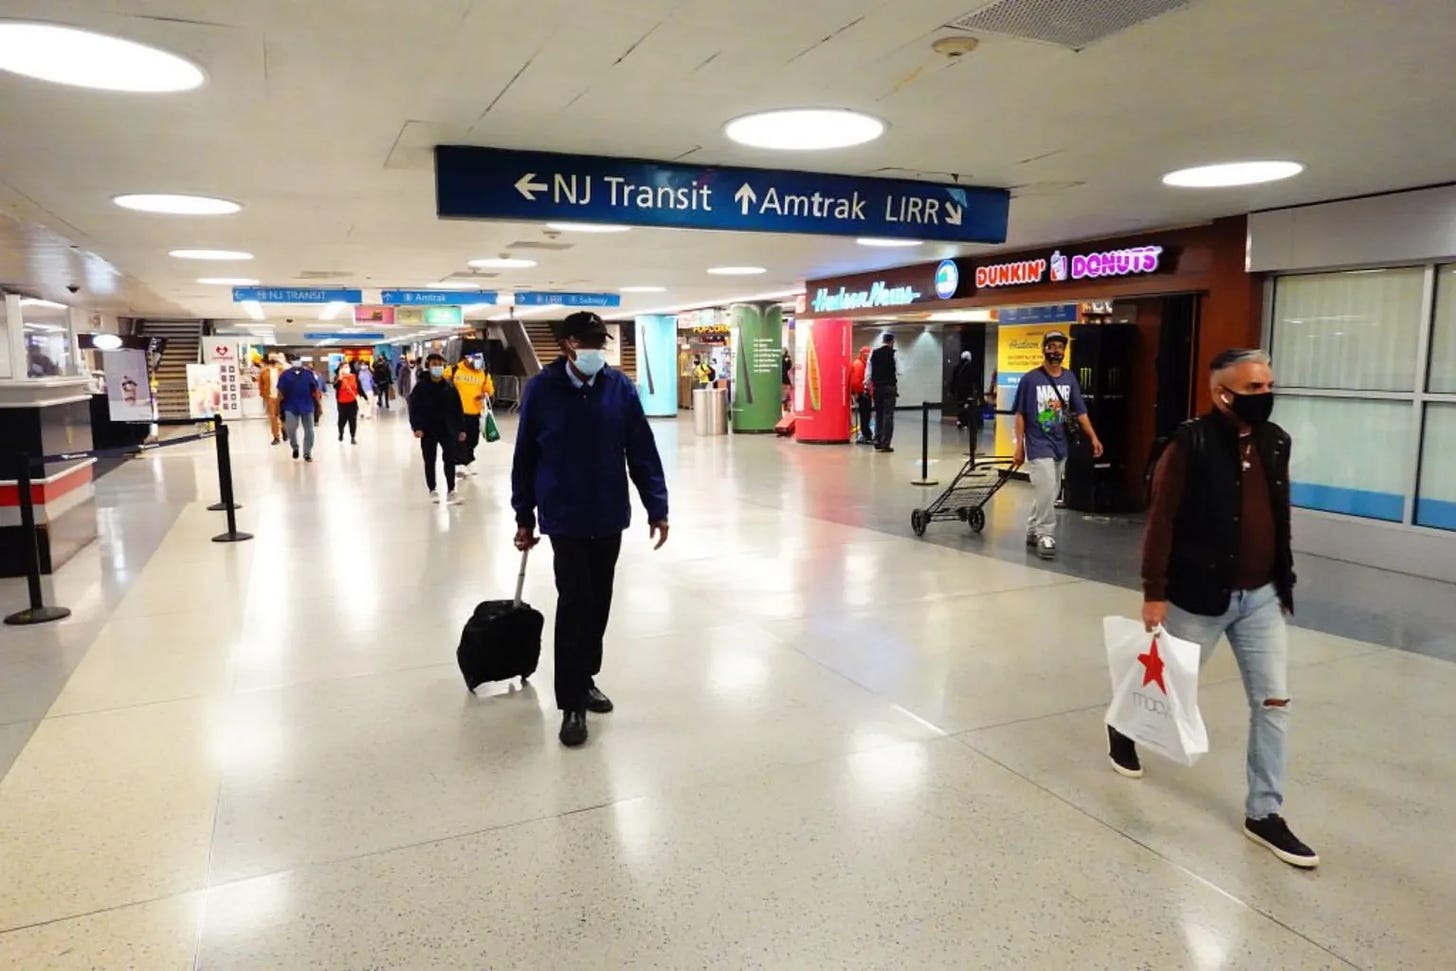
[514,548,530,607]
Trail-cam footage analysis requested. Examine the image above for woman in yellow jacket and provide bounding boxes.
[448,353,494,476]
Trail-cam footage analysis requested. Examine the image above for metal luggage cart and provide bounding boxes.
[911,456,1017,536]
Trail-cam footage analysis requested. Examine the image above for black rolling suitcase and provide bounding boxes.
[457,550,544,692]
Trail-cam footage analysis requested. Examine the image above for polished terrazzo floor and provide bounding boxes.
[0,405,1452,969]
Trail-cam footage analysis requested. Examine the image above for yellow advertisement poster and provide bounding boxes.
[995,324,1075,456]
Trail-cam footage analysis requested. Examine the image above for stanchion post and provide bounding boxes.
[207,414,241,512]
[211,423,253,544]
[4,454,72,626]
[911,401,939,487]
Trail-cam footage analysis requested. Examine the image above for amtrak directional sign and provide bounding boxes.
[435,146,1009,244]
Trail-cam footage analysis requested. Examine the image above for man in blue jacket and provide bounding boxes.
[512,311,670,747]
[276,355,321,462]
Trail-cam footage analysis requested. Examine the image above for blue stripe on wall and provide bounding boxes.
[1416,497,1456,531]
[1290,483,1404,522]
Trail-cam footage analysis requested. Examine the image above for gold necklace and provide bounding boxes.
[1240,438,1253,472]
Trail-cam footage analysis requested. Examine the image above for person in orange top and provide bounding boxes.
[448,353,495,476]
[849,346,873,445]
[258,355,285,445]
[333,362,363,444]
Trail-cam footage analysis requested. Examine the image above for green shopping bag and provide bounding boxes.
[484,409,501,443]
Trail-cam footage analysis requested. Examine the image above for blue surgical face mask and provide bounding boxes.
[573,348,608,378]
[429,366,445,379]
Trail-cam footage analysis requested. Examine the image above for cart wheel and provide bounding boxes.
[911,509,927,537]
[968,507,986,533]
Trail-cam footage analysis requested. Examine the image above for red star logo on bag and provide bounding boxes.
[1137,638,1167,694]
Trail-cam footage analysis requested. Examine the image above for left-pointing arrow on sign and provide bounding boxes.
[515,173,548,201]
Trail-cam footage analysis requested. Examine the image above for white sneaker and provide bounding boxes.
[446,491,463,505]
[1037,536,1057,560]
[428,489,439,501]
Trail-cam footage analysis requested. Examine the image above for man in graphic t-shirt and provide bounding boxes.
[1012,331,1103,560]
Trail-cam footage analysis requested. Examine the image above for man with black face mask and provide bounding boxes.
[1012,331,1102,559]
[1113,347,1317,869]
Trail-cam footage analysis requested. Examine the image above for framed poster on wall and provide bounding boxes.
[102,348,154,422]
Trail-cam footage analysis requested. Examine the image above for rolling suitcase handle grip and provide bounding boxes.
[514,548,530,607]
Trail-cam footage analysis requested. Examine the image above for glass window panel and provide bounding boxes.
[1416,403,1456,531]
[1429,265,1456,393]
[1271,267,1424,391]
[1274,395,1413,521]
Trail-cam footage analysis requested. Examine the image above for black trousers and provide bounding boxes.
[419,434,456,493]
[459,414,481,465]
[856,393,873,441]
[378,386,390,410]
[549,534,622,712]
[337,401,358,440]
[873,386,897,447]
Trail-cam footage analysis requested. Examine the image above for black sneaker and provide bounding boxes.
[1244,815,1319,868]
[559,710,588,747]
[1107,725,1143,779]
[292,446,300,459]
[585,686,614,714]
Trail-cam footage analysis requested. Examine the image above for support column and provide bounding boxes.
[729,301,784,433]
[0,292,23,379]
[634,314,678,416]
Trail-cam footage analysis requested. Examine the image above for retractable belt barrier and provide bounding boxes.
[5,416,251,627]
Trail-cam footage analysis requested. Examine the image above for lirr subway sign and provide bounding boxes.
[435,146,1010,245]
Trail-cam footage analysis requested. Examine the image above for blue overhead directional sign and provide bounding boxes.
[435,146,1009,245]
[381,289,497,306]
[514,291,622,308]
[233,287,362,304]
[304,332,385,341]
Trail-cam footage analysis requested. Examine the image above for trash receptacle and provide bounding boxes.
[692,388,728,436]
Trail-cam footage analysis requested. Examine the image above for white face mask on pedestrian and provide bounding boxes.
[572,348,608,378]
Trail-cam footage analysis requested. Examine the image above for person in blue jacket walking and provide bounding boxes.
[512,311,670,748]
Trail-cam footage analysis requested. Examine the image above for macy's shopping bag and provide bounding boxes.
[1103,616,1208,766]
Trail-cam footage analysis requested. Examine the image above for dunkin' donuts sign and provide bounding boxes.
[975,244,1165,289]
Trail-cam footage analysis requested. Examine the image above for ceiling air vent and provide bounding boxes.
[947,0,1195,50]
[295,270,354,280]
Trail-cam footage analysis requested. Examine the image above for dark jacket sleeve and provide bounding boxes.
[510,379,541,530]
[1141,437,1187,601]
[407,382,426,432]
[623,382,670,523]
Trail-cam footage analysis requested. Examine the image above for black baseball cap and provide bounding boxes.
[561,311,612,342]
[1042,330,1069,347]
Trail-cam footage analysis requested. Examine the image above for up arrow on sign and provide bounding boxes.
[734,183,758,215]
[515,173,547,201]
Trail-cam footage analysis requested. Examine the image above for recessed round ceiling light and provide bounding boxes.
[857,237,922,248]
[0,23,205,92]
[468,257,537,269]
[197,277,259,286]
[115,193,241,215]
[724,108,885,151]
[169,249,254,261]
[546,222,631,234]
[707,266,767,276]
[620,286,667,293]
[1161,161,1304,188]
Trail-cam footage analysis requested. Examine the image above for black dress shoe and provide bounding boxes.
[559,710,588,747]
[585,687,614,714]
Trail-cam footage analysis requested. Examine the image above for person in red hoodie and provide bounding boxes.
[849,346,873,445]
